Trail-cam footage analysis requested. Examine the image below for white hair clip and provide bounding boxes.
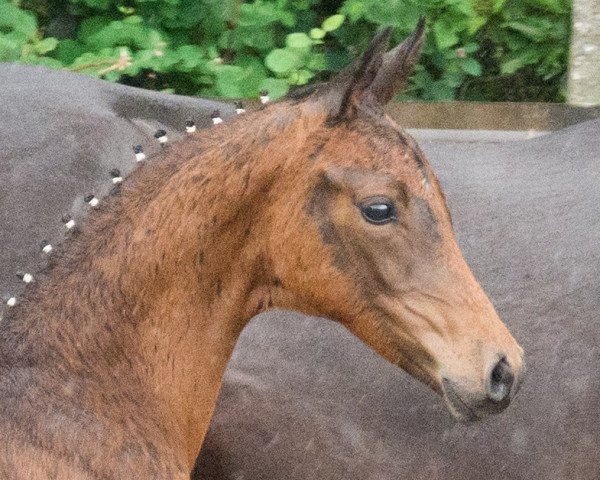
[40,240,53,254]
[84,194,99,208]
[235,101,246,114]
[110,168,123,184]
[133,145,146,162]
[16,271,34,284]
[154,129,168,145]
[4,295,17,307]
[185,120,197,133]
[62,214,76,230]
[211,110,223,125]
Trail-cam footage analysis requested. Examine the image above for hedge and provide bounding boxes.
[1,0,571,101]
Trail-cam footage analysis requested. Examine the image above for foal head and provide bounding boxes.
[257,21,524,421]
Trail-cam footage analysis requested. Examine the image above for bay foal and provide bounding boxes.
[0,22,524,479]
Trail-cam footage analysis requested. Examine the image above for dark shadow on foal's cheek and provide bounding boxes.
[305,173,341,246]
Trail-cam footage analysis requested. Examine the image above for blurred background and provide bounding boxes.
[1,0,596,104]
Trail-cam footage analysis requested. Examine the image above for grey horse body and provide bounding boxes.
[0,65,598,480]
[0,64,232,300]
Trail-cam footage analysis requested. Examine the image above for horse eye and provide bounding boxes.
[361,201,396,225]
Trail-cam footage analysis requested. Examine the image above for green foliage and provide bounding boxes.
[472,0,571,101]
[0,1,58,64]
[0,0,571,101]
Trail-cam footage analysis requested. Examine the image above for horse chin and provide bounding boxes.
[394,355,442,396]
[441,378,482,423]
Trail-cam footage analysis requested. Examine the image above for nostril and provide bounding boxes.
[487,357,514,403]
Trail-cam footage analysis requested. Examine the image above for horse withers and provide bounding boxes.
[0,21,524,478]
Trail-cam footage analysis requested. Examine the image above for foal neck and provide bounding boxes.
[3,102,317,469]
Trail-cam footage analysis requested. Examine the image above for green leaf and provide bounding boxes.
[289,68,314,85]
[118,6,136,15]
[500,58,526,75]
[463,42,479,54]
[78,17,112,42]
[213,65,243,97]
[235,26,275,51]
[86,20,152,49]
[265,48,302,74]
[504,17,559,42]
[433,20,460,49]
[322,14,345,32]
[79,0,111,10]
[69,48,121,76]
[122,15,143,25]
[534,0,569,15]
[0,34,22,61]
[340,0,367,22]
[442,72,464,88]
[467,15,487,35]
[104,70,121,82]
[460,58,482,76]
[259,78,289,99]
[425,79,456,101]
[286,32,312,49]
[53,40,87,64]
[176,45,204,70]
[239,3,295,28]
[307,52,326,71]
[493,0,508,13]
[363,0,421,29]
[504,21,545,42]
[309,28,325,40]
[160,0,211,29]
[212,56,268,98]
[291,0,312,9]
[0,2,37,38]
[500,50,541,74]
[33,37,58,55]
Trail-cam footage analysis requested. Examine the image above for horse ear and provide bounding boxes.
[368,17,426,105]
[325,27,392,120]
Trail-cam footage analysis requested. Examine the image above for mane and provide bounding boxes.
[0,96,319,330]
[286,83,321,101]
